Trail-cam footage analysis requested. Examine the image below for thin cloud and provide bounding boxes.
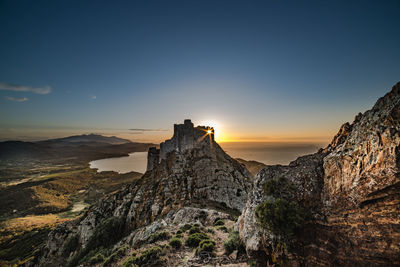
[129,128,168,132]
[6,96,29,102]
[91,95,97,99]
[0,82,51,95]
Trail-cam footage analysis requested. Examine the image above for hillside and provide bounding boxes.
[0,135,155,266]
[235,158,266,177]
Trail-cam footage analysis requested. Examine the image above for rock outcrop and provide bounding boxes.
[238,82,400,266]
[35,120,252,266]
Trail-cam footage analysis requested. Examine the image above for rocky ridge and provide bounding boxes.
[238,82,400,266]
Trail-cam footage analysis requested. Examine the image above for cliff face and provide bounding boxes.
[238,82,400,266]
[319,84,400,266]
[36,120,252,266]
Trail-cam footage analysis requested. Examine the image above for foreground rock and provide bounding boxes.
[238,82,400,266]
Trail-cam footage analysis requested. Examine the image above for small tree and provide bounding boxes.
[255,198,307,238]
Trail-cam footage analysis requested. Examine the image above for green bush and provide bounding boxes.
[248,260,257,267]
[198,239,215,253]
[169,237,182,249]
[263,177,296,199]
[76,247,110,266]
[216,226,228,232]
[214,219,225,226]
[147,231,171,243]
[255,198,307,237]
[88,253,105,264]
[122,255,137,267]
[176,229,183,234]
[188,225,201,234]
[185,233,209,247]
[224,231,245,254]
[136,246,163,266]
[206,228,215,234]
[174,233,183,238]
[179,224,192,232]
[102,245,129,267]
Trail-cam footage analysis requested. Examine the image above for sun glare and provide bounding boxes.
[199,120,222,142]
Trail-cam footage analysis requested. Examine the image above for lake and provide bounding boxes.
[89,152,148,174]
[89,143,323,174]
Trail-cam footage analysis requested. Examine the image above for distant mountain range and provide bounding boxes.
[0,134,154,163]
[43,134,131,145]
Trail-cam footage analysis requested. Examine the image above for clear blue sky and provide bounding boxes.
[0,0,399,142]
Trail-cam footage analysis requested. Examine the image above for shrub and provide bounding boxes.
[185,233,209,247]
[88,253,105,264]
[169,237,182,249]
[179,224,192,232]
[102,245,129,267]
[263,177,296,200]
[206,228,215,234]
[214,219,225,226]
[255,198,307,237]
[176,229,183,234]
[122,256,137,267]
[216,226,228,232]
[136,246,163,266]
[224,231,245,254]
[75,247,110,266]
[189,225,201,234]
[147,231,171,243]
[175,233,183,238]
[248,260,257,267]
[198,239,216,253]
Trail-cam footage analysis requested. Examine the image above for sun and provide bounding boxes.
[199,120,222,142]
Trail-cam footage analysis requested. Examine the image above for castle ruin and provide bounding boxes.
[146,119,214,172]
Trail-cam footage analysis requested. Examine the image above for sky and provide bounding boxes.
[0,0,399,143]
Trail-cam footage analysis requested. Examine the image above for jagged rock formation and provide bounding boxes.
[238,82,400,266]
[35,120,252,266]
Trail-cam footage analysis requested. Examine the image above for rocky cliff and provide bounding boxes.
[238,82,400,266]
[35,120,252,266]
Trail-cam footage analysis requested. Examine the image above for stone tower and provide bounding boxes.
[146,119,215,170]
[146,147,160,172]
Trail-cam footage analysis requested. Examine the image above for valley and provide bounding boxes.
[0,135,154,266]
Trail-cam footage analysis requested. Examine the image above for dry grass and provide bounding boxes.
[2,214,69,232]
